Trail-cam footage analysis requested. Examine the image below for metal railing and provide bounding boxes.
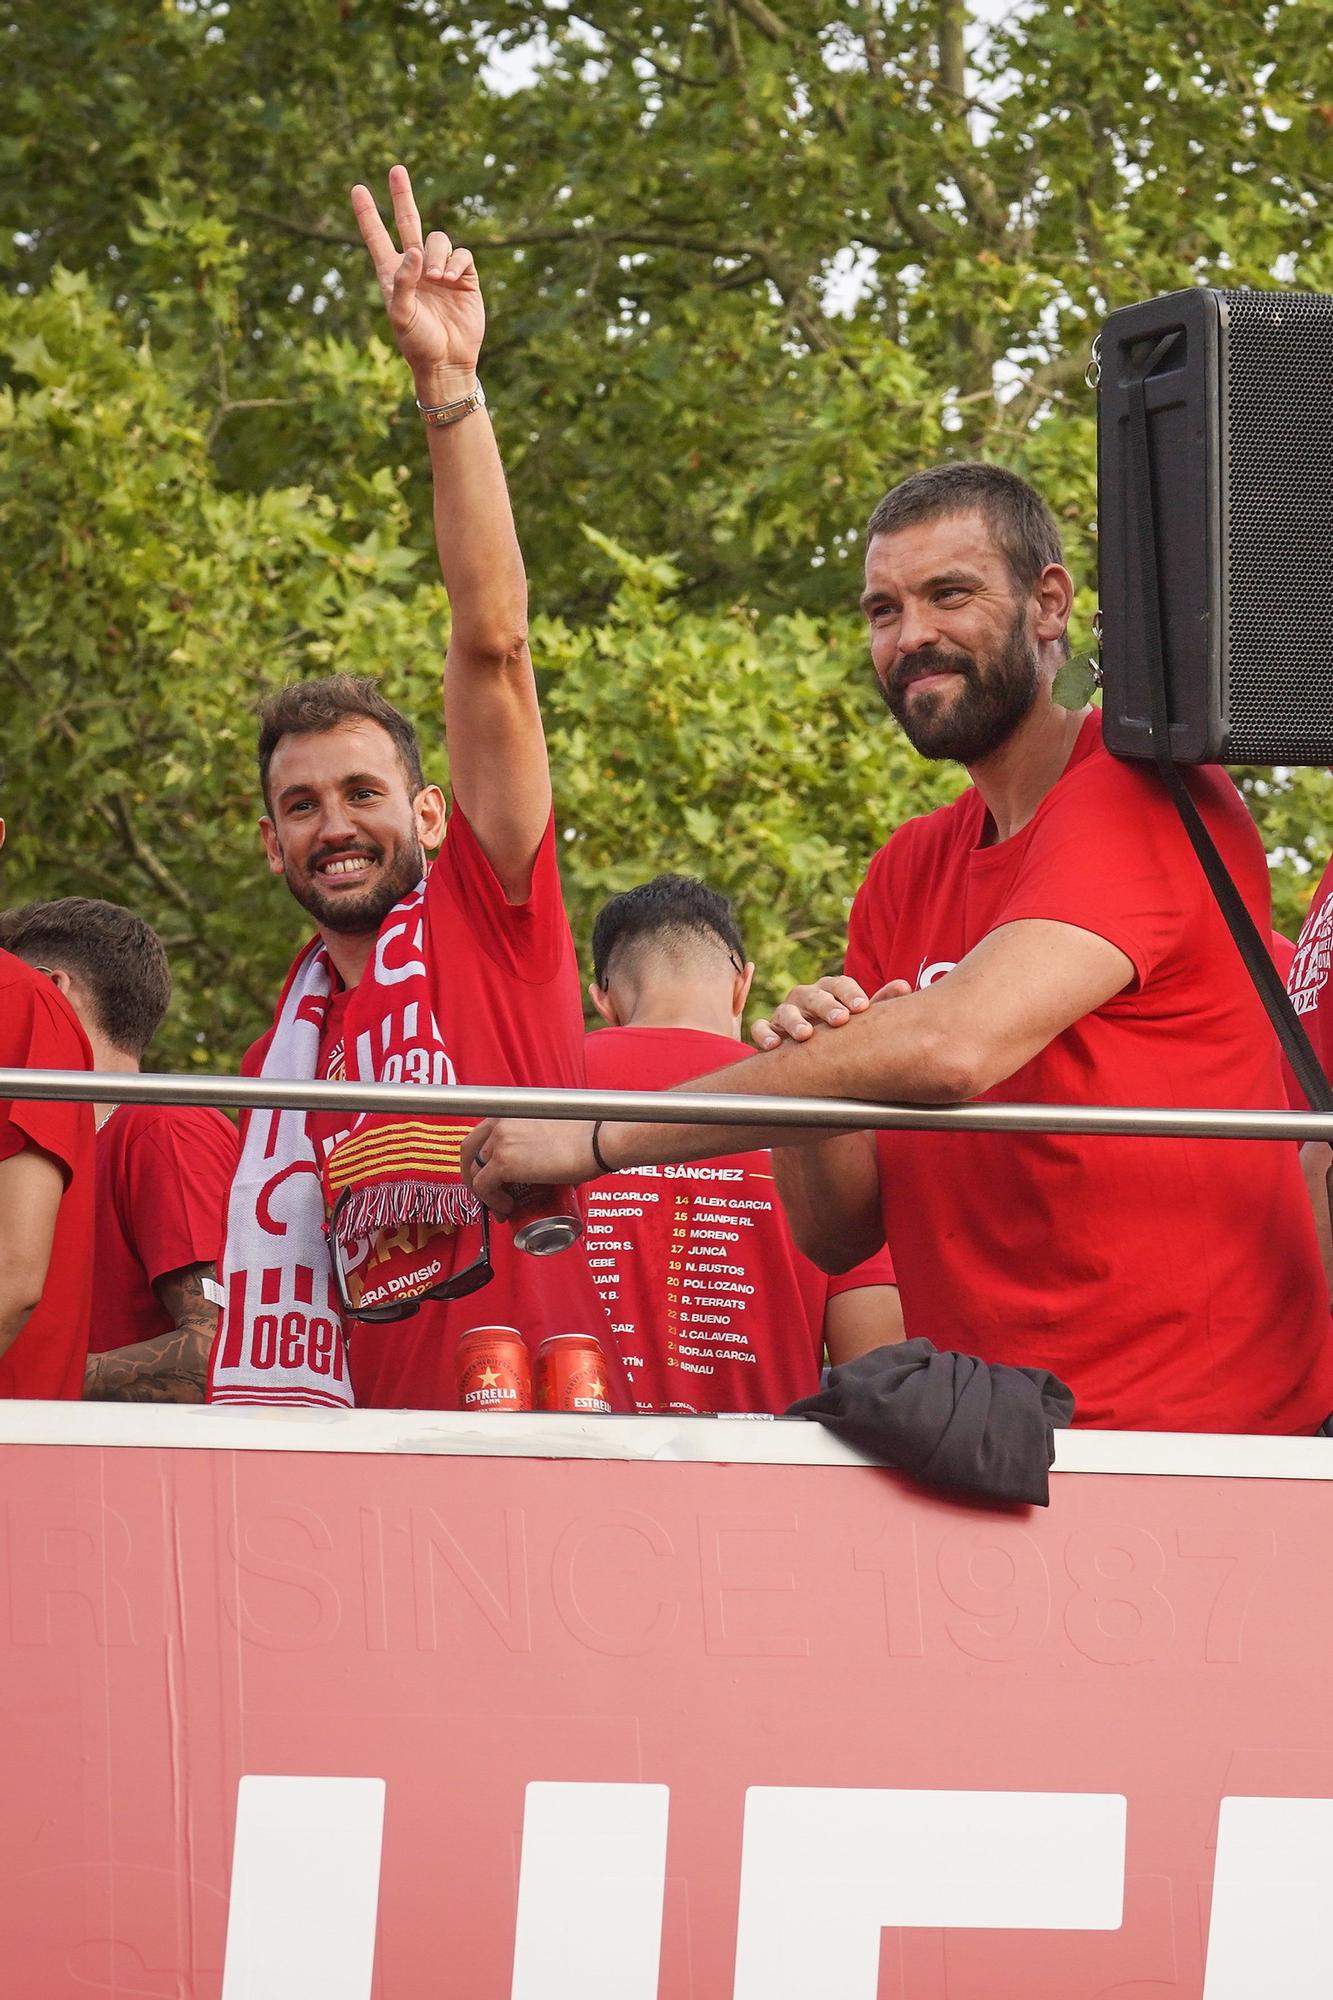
[2,1068,1331,1143]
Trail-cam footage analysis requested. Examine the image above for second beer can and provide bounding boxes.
[456,1324,532,1411]
[534,1333,613,1414]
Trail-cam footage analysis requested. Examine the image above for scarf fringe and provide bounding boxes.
[335,1177,481,1251]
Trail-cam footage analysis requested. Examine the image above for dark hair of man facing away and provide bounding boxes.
[0,898,170,1059]
[588,873,906,1376]
[867,461,1071,660]
[591,874,745,999]
[257,673,426,813]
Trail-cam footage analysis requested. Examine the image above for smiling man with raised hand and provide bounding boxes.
[210,164,629,1413]
[466,462,1333,1436]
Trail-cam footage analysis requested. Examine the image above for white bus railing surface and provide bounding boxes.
[0,1067,1329,1142]
[2,1399,1333,1481]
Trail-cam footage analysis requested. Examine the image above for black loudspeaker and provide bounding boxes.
[1098,286,1333,765]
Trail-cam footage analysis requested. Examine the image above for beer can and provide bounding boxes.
[509,1182,584,1257]
[535,1333,613,1414]
[456,1324,532,1411]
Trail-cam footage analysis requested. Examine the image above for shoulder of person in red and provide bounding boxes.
[92,1103,239,1353]
[0,949,95,1398]
[584,1023,749,1092]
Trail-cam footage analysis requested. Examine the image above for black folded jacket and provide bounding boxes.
[788,1338,1076,1506]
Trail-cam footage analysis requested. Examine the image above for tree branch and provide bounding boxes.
[887,186,950,251]
[933,0,1008,241]
[1004,350,1090,431]
[106,792,197,914]
[238,206,360,248]
[863,8,889,79]
[567,12,717,86]
[3,660,268,1008]
[205,397,302,448]
[727,0,798,44]
[467,221,779,268]
[937,0,968,107]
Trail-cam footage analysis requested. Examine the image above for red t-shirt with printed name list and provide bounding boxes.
[844,709,1333,1435]
[583,1026,898,1413]
[240,805,627,1411]
[92,1104,239,1352]
[0,950,95,1398]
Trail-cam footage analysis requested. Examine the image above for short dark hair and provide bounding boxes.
[592,875,745,989]
[866,462,1066,595]
[256,674,425,812]
[0,898,172,1057]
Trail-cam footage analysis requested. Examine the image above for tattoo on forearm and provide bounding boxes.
[83,1264,218,1405]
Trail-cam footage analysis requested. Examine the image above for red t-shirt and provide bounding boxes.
[241,807,627,1410]
[92,1103,238,1352]
[1268,931,1305,1111]
[1289,860,1333,1081]
[0,951,95,1398]
[583,1026,898,1413]
[844,710,1333,1435]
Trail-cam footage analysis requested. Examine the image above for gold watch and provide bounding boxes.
[416,380,486,428]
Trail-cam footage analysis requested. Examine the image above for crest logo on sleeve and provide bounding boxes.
[1289,894,1333,1018]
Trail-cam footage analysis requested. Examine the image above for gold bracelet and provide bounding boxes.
[416,380,486,428]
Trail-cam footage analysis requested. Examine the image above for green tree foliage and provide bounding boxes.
[542,529,965,994]
[2,2,1331,1062]
[0,265,445,1062]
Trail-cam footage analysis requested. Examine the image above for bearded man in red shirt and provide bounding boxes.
[468,463,1333,1435]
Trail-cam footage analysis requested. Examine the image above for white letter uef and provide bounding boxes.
[732,1786,1125,2000]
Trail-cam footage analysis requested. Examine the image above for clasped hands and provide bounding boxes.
[750,973,912,1050]
[462,975,911,1217]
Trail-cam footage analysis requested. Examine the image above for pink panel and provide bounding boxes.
[0,1442,1329,1996]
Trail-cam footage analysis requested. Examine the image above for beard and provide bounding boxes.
[879,604,1039,765]
[282,830,425,935]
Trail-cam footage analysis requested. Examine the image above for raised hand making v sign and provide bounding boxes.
[350,165,486,412]
[348,163,549,902]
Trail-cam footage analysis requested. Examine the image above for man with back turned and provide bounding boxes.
[583,873,903,1412]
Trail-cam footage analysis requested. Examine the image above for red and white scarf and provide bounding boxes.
[211,881,481,1407]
